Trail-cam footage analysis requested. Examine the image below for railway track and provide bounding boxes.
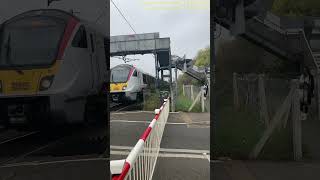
[0,123,107,167]
[110,102,143,112]
[0,128,68,166]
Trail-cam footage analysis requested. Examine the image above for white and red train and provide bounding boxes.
[0,9,108,126]
[110,64,155,102]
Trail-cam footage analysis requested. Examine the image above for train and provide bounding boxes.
[110,64,155,102]
[0,9,108,127]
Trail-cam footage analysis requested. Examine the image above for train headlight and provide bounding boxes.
[122,85,127,90]
[39,75,54,91]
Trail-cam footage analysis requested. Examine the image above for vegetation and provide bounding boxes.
[176,46,210,87]
[172,46,210,112]
[143,91,161,111]
[175,95,202,112]
[272,0,320,17]
[214,37,297,159]
[194,46,210,67]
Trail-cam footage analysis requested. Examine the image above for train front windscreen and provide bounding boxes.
[110,66,131,83]
[0,16,66,68]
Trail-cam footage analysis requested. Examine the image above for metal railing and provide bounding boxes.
[110,98,170,180]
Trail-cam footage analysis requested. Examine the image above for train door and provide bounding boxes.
[89,32,101,92]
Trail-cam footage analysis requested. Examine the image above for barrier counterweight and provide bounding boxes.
[111,98,170,180]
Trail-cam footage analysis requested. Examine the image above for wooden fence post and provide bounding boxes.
[258,74,270,127]
[292,80,302,160]
[183,84,185,96]
[317,72,320,121]
[233,72,239,110]
[188,90,202,112]
[201,86,205,112]
[191,85,194,101]
[250,85,294,159]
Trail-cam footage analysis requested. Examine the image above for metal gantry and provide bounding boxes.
[110,33,175,111]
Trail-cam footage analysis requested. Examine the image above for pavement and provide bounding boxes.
[0,158,108,180]
[213,160,320,180]
[110,111,210,180]
[213,109,320,180]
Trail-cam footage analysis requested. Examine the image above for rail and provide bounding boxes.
[110,98,170,180]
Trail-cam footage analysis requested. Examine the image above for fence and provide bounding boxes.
[182,84,210,112]
[233,73,303,160]
[110,98,170,180]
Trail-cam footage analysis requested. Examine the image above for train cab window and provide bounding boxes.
[133,70,137,77]
[72,25,87,48]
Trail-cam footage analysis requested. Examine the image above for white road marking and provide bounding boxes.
[110,120,187,125]
[115,106,132,112]
[111,111,154,114]
[0,131,39,145]
[0,158,108,168]
[111,145,209,154]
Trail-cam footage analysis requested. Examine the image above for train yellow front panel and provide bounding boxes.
[110,83,127,92]
[0,60,61,95]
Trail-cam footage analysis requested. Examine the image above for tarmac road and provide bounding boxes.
[110,111,210,180]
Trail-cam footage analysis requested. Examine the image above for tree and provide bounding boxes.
[272,0,320,17]
[194,46,210,67]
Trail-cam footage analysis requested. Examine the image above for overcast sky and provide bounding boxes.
[110,0,210,77]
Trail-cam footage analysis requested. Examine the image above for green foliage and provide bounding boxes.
[177,73,202,87]
[215,38,264,82]
[143,91,161,111]
[176,95,202,112]
[194,46,210,67]
[215,38,298,84]
[272,0,320,16]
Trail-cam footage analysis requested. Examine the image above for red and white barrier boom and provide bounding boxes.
[110,98,170,180]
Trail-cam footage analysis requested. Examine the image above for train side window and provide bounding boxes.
[72,25,87,48]
[143,74,147,83]
[133,70,137,77]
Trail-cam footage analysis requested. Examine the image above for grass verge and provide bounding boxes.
[176,95,202,112]
[143,91,161,111]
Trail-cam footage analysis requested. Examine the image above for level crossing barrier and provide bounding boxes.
[110,98,170,180]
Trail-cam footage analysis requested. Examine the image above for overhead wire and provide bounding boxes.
[111,0,137,34]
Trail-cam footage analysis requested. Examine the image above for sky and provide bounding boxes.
[110,0,210,77]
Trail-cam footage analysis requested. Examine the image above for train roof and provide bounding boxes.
[1,9,107,36]
[112,64,155,78]
[2,9,78,25]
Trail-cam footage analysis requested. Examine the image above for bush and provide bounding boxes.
[143,91,161,111]
[176,95,202,112]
